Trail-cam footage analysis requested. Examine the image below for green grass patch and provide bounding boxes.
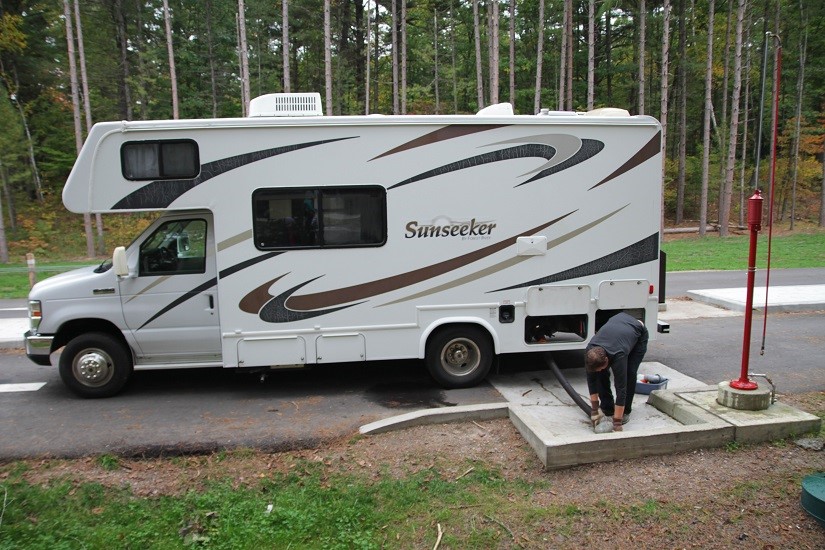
[0,261,98,299]
[0,461,527,549]
[662,231,825,271]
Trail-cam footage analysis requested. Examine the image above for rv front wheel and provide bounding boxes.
[425,326,493,388]
[59,332,133,398]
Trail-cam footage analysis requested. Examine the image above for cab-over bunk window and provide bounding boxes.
[253,186,386,250]
[121,140,199,180]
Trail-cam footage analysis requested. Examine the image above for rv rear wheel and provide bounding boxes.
[425,326,493,388]
[59,332,133,398]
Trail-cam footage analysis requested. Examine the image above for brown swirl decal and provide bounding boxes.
[589,132,661,190]
[370,125,508,161]
[241,212,574,323]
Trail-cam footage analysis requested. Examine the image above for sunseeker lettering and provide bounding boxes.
[404,218,497,239]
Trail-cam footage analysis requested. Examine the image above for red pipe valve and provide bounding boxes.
[748,189,763,231]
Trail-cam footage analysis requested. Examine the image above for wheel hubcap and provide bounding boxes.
[74,349,114,387]
[442,339,480,376]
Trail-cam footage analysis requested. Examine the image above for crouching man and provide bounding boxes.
[585,312,649,432]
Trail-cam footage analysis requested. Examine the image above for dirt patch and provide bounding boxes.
[9,393,825,547]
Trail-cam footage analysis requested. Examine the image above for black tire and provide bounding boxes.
[425,325,493,388]
[59,332,133,398]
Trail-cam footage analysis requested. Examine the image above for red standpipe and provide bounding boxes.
[731,190,763,390]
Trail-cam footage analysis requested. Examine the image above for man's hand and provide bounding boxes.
[612,417,623,432]
[590,402,603,426]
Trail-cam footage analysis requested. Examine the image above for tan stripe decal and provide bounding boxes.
[218,230,252,252]
[589,131,661,190]
[285,213,573,311]
[370,125,508,161]
[379,205,627,306]
[125,276,169,303]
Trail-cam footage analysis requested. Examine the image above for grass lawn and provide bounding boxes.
[660,230,825,271]
[0,261,98,300]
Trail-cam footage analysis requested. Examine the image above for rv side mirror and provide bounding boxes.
[113,246,129,277]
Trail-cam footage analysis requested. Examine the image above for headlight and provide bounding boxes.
[28,300,42,332]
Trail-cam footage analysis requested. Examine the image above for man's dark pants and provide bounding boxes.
[595,324,649,416]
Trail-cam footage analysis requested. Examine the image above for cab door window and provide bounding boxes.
[139,219,207,276]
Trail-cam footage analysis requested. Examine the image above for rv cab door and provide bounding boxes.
[117,214,221,364]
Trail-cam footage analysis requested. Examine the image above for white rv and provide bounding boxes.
[25,93,665,397]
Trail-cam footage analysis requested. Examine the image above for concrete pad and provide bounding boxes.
[508,398,733,470]
[676,389,822,444]
[687,284,825,313]
[500,363,734,469]
[658,299,742,321]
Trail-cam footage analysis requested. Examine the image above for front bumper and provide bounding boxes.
[25,330,54,365]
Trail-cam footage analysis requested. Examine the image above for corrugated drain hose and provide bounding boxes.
[542,353,591,416]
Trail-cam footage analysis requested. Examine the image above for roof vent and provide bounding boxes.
[248,93,323,117]
[584,107,630,117]
[476,102,514,116]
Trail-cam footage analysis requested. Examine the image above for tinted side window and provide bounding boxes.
[253,187,386,250]
[122,140,199,180]
[139,219,207,276]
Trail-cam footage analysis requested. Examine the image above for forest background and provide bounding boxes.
[0,0,824,263]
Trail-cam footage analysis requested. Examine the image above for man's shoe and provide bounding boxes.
[622,412,631,425]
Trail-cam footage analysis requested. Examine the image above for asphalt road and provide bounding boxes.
[1,268,822,459]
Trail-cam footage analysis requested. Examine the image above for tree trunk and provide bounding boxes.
[325,0,333,114]
[132,0,149,120]
[161,0,179,119]
[401,0,407,113]
[587,0,595,111]
[73,0,105,255]
[434,10,440,113]
[790,0,808,231]
[719,0,745,237]
[206,0,218,118]
[509,0,516,107]
[64,0,95,259]
[373,2,379,112]
[676,0,686,225]
[282,0,291,93]
[237,0,250,116]
[605,5,612,104]
[365,0,371,114]
[717,1,732,224]
[111,0,132,120]
[488,0,499,105]
[473,0,484,109]
[533,0,544,113]
[700,0,715,237]
[660,0,671,232]
[820,149,825,227]
[1,162,15,231]
[559,0,567,110]
[638,0,646,114]
[391,0,398,114]
[738,7,753,228]
[451,5,458,113]
[564,0,572,111]
[0,160,9,263]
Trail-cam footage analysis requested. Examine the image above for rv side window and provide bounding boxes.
[121,140,199,180]
[253,186,386,249]
[139,218,207,276]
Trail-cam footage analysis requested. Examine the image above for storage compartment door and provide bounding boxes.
[315,333,366,363]
[526,285,591,316]
[597,280,650,309]
[237,336,307,368]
